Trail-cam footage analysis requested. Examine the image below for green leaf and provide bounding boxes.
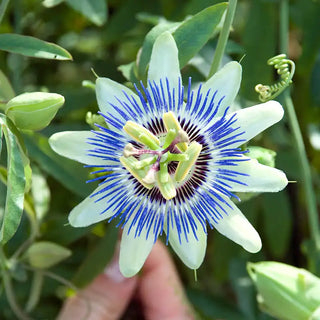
[42,0,65,8]
[0,124,2,156]
[173,2,227,68]
[0,69,15,110]
[0,34,73,60]
[31,166,50,221]
[72,223,118,288]
[23,132,92,197]
[65,0,107,26]
[240,1,277,100]
[188,288,247,320]
[229,259,258,320]
[118,62,139,84]
[5,92,65,131]
[137,3,227,80]
[0,115,26,244]
[261,192,292,258]
[25,241,71,269]
[137,20,180,79]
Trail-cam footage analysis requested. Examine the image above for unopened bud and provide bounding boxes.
[5,92,64,131]
[247,261,320,320]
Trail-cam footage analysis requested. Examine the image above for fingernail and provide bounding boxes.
[104,244,126,283]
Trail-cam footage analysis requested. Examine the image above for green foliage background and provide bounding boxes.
[0,0,320,319]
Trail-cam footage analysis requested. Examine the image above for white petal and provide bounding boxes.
[147,31,181,90]
[227,101,284,148]
[201,61,242,119]
[49,131,106,166]
[217,156,288,192]
[96,77,141,118]
[210,198,261,253]
[119,216,157,277]
[69,184,115,227]
[168,216,207,269]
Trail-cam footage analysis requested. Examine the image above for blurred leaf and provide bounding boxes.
[31,166,50,221]
[301,239,320,276]
[229,258,258,320]
[136,12,163,25]
[241,1,277,100]
[42,0,65,8]
[118,62,139,84]
[261,192,292,258]
[23,132,92,197]
[0,70,15,110]
[65,0,107,26]
[311,56,320,106]
[43,215,91,246]
[25,241,71,269]
[0,34,73,60]
[173,2,227,68]
[0,115,25,244]
[5,92,65,131]
[9,261,28,282]
[188,288,247,320]
[72,223,118,288]
[291,0,320,73]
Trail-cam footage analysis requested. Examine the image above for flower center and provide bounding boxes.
[120,111,202,200]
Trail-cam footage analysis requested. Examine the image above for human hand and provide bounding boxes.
[58,241,195,320]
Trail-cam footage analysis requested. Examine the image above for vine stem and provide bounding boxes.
[279,0,320,251]
[0,0,10,25]
[25,270,43,313]
[208,0,237,78]
[0,248,30,320]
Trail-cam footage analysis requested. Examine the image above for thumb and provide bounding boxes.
[58,247,138,320]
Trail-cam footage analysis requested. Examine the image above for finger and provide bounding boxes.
[58,246,138,320]
[138,241,195,320]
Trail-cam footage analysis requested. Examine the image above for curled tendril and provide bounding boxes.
[255,54,295,102]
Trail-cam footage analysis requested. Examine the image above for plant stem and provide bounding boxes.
[279,0,320,251]
[25,270,43,312]
[208,0,237,78]
[0,0,10,25]
[0,248,30,320]
[284,94,320,250]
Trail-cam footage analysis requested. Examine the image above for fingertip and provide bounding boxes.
[58,249,138,320]
[138,241,195,320]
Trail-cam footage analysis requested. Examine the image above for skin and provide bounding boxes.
[58,241,195,320]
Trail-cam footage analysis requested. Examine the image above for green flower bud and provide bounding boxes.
[247,146,276,167]
[5,92,64,131]
[24,241,71,269]
[236,147,277,202]
[247,261,320,320]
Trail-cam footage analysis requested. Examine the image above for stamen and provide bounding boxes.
[122,111,203,200]
[163,111,188,152]
[123,120,160,150]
